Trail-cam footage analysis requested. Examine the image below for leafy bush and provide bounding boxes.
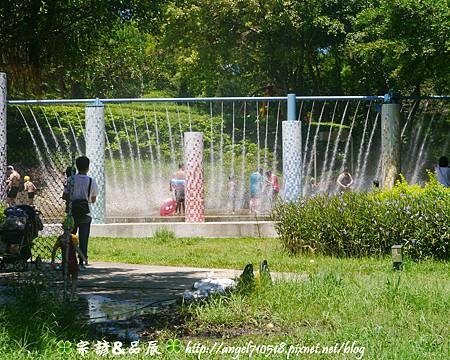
[0,203,5,223]
[272,175,450,261]
[153,227,177,243]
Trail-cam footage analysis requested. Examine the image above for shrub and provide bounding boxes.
[153,227,177,243]
[0,203,5,223]
[272,175,450,261]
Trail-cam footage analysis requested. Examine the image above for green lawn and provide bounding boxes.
[91,236,449,359]
[89,235,449,275]
[89,236,297,271]
[1,236,449,359]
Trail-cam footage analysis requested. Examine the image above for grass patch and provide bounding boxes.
[0,285,88,359]
[181,266,449,359]
[90,236,287,270]
[88,236,449,358]
[89,236,450,276]
[2,237,448,358]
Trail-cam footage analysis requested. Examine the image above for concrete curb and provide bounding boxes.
[89,221,278,238]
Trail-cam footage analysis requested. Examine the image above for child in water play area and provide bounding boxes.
[170,178,186,215]
[23,175,37,206]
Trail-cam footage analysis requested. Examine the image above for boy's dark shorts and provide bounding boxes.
[7,187,19,198]
[175,189,185,202]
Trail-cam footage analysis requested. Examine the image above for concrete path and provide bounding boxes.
[78,262,241,302]
[77,261,303,303]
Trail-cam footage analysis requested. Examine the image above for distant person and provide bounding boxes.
[23,175,37,206]
[227,175,236,214]
[337,170,353,192]
[175,163,185,180]
[5,165,21,207]
[435,156,450,187]
[64,156,98,268]
[372,180,380,189]
[265,171,280,204]
[308,177,319,196]
[249,169,264,214]
[170,163,185,215]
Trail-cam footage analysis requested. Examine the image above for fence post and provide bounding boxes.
[0,73,6,202]
[381,94,401,189]
[85,100,105,223]
[184,132,205,222]
[282,93,302,201]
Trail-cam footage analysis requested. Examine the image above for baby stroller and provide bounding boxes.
[0,205,43,271]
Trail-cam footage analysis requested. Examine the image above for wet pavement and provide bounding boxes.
[2,261,305,341]
[77,262,241,302]
[75,262,243,341]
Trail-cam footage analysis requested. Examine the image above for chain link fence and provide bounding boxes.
[0,105,84,303]
[1,98,448,305]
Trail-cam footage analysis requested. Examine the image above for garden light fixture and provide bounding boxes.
[391,244,403,270]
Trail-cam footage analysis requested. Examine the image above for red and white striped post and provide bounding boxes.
[184,132,205,222]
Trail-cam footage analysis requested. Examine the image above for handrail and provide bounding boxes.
[7,94,449,105]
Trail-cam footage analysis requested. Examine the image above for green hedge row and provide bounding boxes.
[272,176,450,261]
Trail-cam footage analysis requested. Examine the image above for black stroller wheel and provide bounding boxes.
[14,259,28,272]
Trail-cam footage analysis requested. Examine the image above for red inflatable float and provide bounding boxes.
[160,198,177,216]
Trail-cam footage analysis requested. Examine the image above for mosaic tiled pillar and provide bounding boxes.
[85,104,105,223]
[0,74,7,202]
[184,132,205,222]
[282,121,302,201]
[381,103,401,189]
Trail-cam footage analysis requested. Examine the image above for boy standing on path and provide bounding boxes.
[64,156,98,268]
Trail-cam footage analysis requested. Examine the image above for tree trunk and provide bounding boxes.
[333,51,343,94]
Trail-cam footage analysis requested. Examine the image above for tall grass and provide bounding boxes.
[0,285,87,359]
[273,176,450,261]
[184,263,449,359]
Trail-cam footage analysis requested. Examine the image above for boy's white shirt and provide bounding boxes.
[67,174,99,202]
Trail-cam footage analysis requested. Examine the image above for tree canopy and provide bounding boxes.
[0,0,448,98]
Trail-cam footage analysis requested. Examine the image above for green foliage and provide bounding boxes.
[0,285,87,357]
[2,0,449,97]
[161,0,368,96]
[186,264,449,358]
[347,0,450,94]
[0,203,5,223]
[0,0,167,98]
[84,23,151,98]
[153,227,176,243]
[273,176,450,261]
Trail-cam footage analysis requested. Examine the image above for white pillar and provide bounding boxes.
[381,103,401,189]
[0,73,6,202]
[282,121,302,201]
[184,132,205,222]
[85,103,105,223]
